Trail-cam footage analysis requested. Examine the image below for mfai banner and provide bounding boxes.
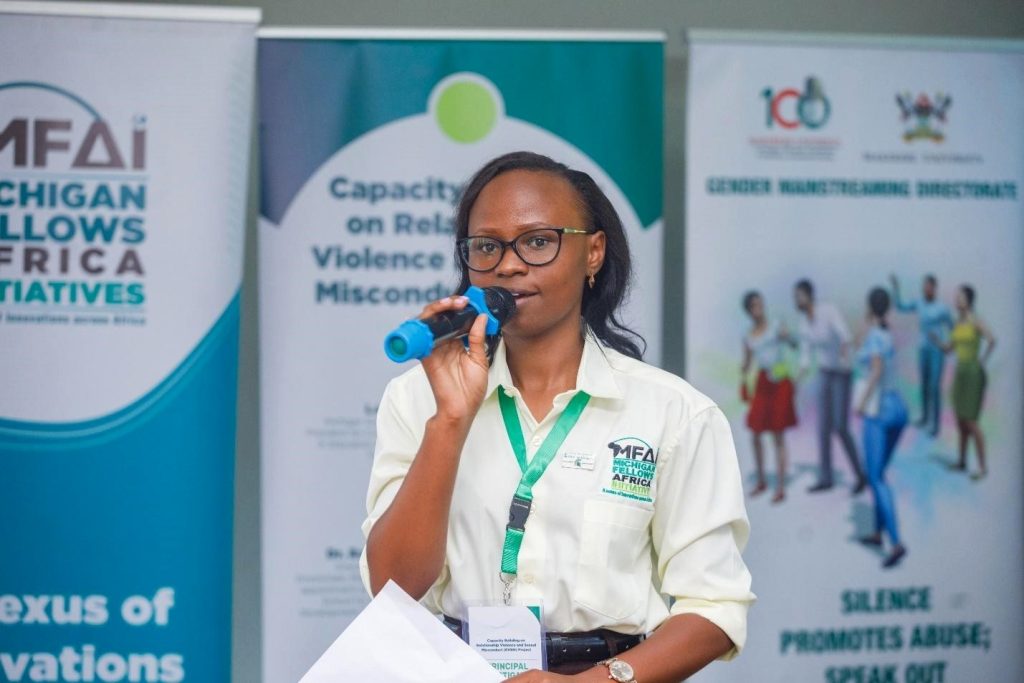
[0,2,258,682]
[685,31,1024,683]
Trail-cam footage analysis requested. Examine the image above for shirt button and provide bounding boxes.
[521,574,534,584]
[530,437,541,447]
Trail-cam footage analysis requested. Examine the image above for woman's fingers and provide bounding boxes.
[466,313,489,364]
[417,295,468,321]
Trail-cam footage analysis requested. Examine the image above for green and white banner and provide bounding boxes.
[0,2,258,681]
[685,32,1024,682]
[258,29,663,682]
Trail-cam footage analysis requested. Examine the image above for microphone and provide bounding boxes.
[383,286,516,362]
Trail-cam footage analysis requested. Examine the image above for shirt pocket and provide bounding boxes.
[573,498,654,621]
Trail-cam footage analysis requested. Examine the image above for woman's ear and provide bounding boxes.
[587,230,606,277]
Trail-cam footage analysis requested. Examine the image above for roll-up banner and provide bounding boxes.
[257,28,664,682]
[0,2,258,681]
[685,31,1024,682]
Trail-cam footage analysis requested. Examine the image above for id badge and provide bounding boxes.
[465,604,545,678]
[561,451,596,470]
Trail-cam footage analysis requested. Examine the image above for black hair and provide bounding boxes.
[453,151,645,360]
[795,278,815,300]
[869,287,891,328]
[960,284,976,309]
[742,290,761,314]
[924,273,937,286]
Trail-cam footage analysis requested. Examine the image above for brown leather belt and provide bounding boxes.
[442,615,643,668]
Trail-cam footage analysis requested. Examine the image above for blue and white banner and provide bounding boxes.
[685,32,1024,683]
[0,2,258,681]
[257,29,664,683]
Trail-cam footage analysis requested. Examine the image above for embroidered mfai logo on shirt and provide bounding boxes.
[601,437,658,502]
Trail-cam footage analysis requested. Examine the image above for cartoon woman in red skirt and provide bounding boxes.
[741,290,798,503]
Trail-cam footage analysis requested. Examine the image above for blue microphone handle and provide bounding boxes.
[383,287,502,362]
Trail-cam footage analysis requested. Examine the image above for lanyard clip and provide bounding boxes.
[506,495,532,532]
[500,573,516,606]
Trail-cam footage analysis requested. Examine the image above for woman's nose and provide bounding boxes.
[494,243,528,276]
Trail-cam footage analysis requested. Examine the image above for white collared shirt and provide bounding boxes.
[360,333,755,657]
[797,301,853,372]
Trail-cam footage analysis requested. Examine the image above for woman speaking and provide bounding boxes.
[361,152,754,682]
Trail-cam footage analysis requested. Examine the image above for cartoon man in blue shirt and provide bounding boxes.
[890,273,953,437]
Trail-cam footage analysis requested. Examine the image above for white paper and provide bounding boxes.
[299,580,502,682]
[467,605,544,679]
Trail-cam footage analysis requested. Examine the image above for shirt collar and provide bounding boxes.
[485,331,623,400]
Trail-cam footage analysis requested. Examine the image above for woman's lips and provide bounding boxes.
[507,290,537,304]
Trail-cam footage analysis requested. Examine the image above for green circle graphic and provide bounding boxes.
[435,81,498,143]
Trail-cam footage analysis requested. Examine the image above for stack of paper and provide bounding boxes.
[299,580,502,682]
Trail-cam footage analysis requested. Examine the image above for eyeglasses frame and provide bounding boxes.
[456,227,596,273]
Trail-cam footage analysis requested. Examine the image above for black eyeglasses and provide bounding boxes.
[457,227,594,272]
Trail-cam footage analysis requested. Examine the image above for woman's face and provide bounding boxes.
[747,295,764,320]
[794,288,811,312]
[466,169,605,342]
[955,288,968,312]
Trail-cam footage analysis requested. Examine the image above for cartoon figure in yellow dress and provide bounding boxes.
[931,285,996,479]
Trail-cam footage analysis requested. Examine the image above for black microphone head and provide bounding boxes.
[483,286,516,325]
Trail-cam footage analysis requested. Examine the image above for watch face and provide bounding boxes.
[609,660,635,681]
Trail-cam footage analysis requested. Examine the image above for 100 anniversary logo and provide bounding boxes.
[0,81,148,326]
[749,76,839,161]
[761,76,831,130]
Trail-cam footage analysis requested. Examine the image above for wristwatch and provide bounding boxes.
[599,658,637,683]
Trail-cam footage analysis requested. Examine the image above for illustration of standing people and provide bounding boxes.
[740,291,797,503]
[932,285,996,479]
[791,279,867,494]
[890,273,953,437]
[854,287,909,569]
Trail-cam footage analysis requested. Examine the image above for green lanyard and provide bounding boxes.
[497,386,591,600]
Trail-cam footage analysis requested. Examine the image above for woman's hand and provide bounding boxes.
[928,331,952,354]
[418,295,490,422]
[976,318,996,365]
